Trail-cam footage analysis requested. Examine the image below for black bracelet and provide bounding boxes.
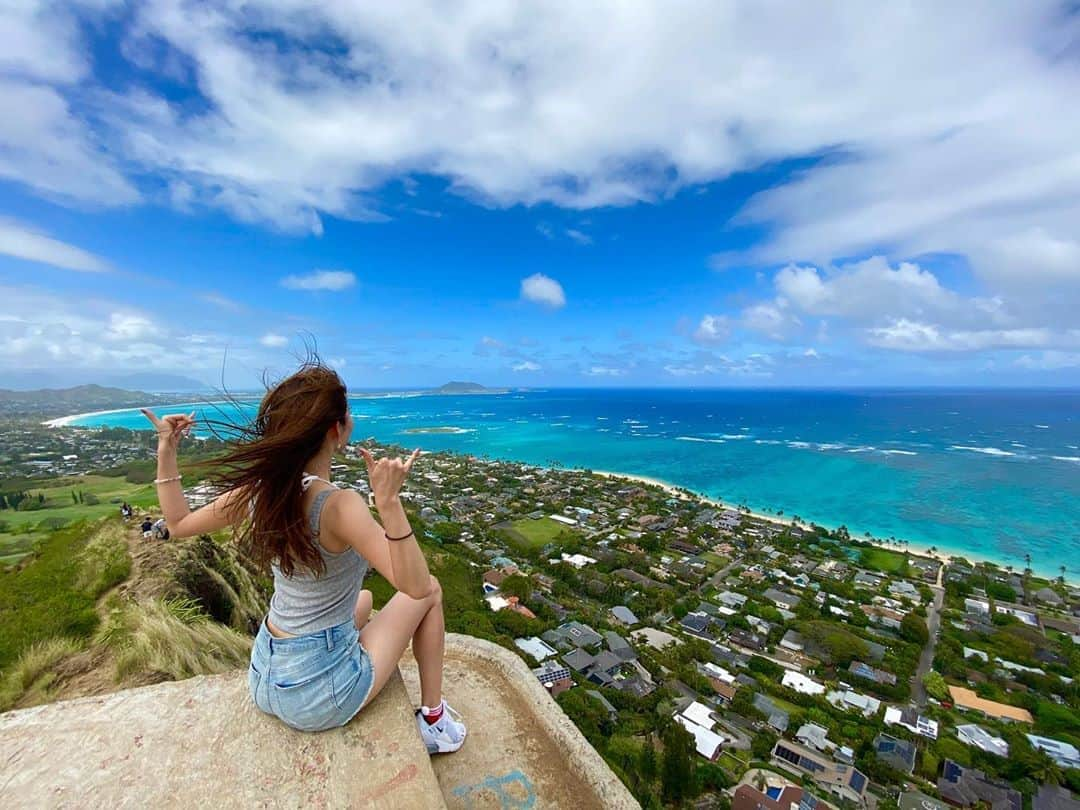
[385,529,415,542]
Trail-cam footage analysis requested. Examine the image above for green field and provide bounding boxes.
[858,545,909,574]
[0,476,157,565]
[504,516,574,550]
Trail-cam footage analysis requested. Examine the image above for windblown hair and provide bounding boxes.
[203,360,348,577]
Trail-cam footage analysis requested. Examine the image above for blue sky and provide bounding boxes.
[1,2,1079,390]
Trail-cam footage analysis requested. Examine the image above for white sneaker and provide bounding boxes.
[416,700,467,754]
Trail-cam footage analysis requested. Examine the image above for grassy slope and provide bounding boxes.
[0,520,126,670]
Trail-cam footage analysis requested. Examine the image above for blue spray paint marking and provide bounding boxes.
[451,769,536,809]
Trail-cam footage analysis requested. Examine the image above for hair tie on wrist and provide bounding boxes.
[385,529,415,542]
[154,475,182,484]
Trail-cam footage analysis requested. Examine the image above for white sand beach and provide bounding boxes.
[590,467,957,569]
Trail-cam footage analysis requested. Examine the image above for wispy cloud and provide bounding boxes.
[280,270,356,291]
[0,218,110,272]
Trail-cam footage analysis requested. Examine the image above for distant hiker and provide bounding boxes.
[152,518,169,540]
[140,517,153,538]
[121,503,132,521]
[140,358,465,752]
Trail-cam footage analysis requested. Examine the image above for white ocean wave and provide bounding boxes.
[1052,455,1080,463]
[1034,424,1050,429]
[788,441,812,449]
[950,445,1015,457]
[753,439,783,445]
[720,433,750,440]
[676,436,726,444]
[846,446,876,453]
[882,449,918,456]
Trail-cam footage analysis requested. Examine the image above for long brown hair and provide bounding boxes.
[205,360,348,577]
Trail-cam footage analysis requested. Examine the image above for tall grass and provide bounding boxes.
[99,597,252,682]
[0,637,84,711]
[76,522,132,598]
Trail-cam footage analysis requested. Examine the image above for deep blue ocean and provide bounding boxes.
[70,389,1080,577]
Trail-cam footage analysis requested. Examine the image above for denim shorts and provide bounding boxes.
[249,617,376,732]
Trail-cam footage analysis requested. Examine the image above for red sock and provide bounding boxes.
[421,701,444,724]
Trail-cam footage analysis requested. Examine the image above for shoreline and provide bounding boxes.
[40,406,1073,584]
[588,468,1064,582]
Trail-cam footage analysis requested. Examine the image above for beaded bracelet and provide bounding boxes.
[153,475,182,484]
[385,529,415,542]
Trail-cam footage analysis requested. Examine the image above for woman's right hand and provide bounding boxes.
[360,447,420,503]
[140,408,195,453]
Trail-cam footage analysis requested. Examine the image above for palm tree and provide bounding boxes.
[1060,565,1067,586]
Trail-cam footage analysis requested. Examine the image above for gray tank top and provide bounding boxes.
[266,488,369,636]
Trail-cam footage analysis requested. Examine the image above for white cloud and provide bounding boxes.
[0,219,110,272]
[520,273,566,309]
[586,365,626,377]
[260,332,288,347]
[105,313,160,341]
[565,228,592,245]
[512,360,541,372]
[280,270,356,291]
[2,0,1070,266]
[866,319,1054,352]
[201,292,243,312]
[1014,351,1080,370]
[742,302,797,340]
[692,314,730,345]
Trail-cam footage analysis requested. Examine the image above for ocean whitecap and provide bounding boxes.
[949,445,1014,457]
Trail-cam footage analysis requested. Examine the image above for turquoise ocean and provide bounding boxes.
[68,388,1079,577]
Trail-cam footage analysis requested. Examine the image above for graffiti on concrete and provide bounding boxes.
[451,769,536,809]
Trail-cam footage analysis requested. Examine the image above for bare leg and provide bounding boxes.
[353,589,372,630]
[358,576,444,709]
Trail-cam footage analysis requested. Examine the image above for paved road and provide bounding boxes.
[912,574,945,708]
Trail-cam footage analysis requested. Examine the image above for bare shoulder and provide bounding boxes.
[322,488,372,526]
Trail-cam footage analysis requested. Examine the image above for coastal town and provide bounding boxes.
[2,415,1079,809]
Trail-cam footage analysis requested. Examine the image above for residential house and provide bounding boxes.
[771,739,869,806]
[732,784,812,810]
[782,670,826,696]
[956,724,1009,757]
[874,733,916,774]
[853,570,884,590]
[543,621,603,651]
[1026,735,1080,769]
[849,660,898,686]
[514,636,557,662]
[938,760,1021,810]
[533,660,573,696]
[603,631,637,663]
[753,694,790,732]
[796,723,833,752]
[780,630,806,652]
[1034,786,1080,810]
[764,588,801,611]
[609,605,639,627]
[827,689,881,717]
[680,611,715,640]
[948,686,1034,724]
[884,706,939,739]
[675,701,726,761]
